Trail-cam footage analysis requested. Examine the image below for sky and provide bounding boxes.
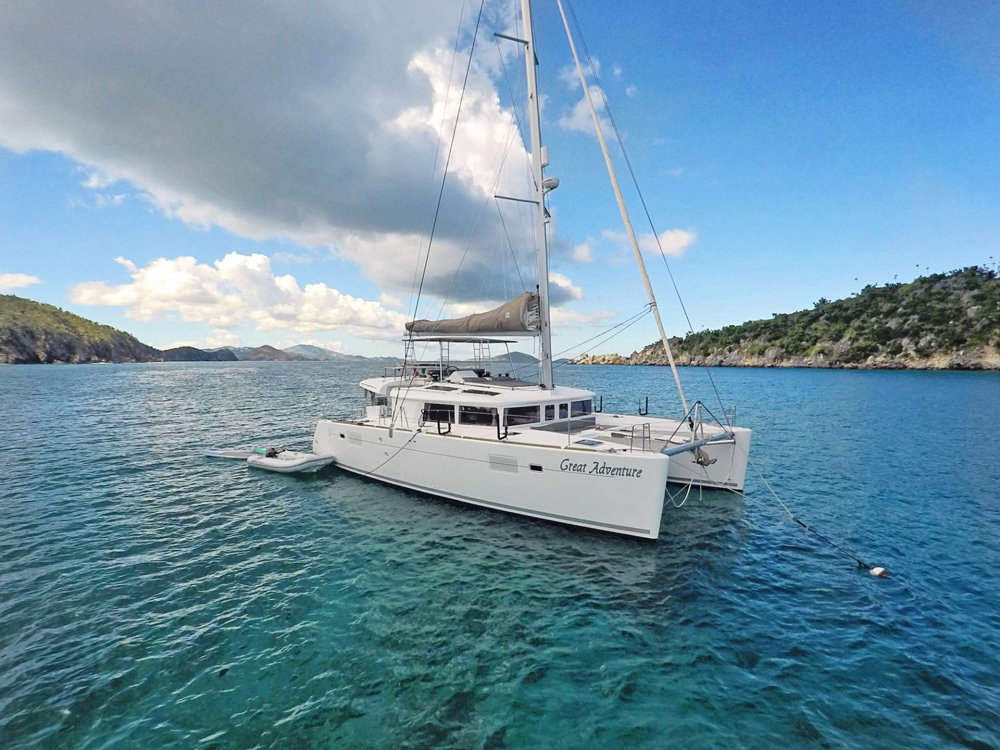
[1,0,998,358]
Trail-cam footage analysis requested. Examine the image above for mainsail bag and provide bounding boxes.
[405,292,540,335]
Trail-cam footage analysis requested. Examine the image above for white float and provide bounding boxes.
[246,450,335,474]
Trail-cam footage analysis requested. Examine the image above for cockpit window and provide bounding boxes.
[571,400,593,417]
[424,403,454,423]
[459,406,498,426]
[504,405,541,426]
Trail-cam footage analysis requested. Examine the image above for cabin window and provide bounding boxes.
[504,405,541,426]
[545,404,555,421]
[459,406,498,426]
[424,403,455,423]
[571,399,593,417]
[559,403,569,419]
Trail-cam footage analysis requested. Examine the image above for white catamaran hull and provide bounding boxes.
[314,419,672,539]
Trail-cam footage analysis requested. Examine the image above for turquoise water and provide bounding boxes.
[1,362,998,749]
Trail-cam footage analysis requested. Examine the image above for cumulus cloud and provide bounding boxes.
[379,292,405,309]
[550,308,616,327]
[558,58,600,90]
[549,272,584,301]
[0,272,41,291]
[625,84,638,98]
[0,0,559,305]
[602,228,697,259]
[571,243,595,264]
[557,85,613,138]
[69,253,409,340]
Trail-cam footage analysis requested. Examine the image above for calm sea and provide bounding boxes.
[1,362,997,749]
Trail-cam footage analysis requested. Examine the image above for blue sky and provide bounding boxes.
[1,0,997,358]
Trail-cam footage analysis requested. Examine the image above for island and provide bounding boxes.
[571,267,999,370]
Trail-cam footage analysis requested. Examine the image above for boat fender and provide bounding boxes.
[869,567,889,578]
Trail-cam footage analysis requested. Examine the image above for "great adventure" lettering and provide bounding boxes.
[559,458,643,478]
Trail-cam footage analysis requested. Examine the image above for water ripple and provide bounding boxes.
[0,363,998,748]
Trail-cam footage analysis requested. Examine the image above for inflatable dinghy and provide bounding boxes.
[246,449,334,474]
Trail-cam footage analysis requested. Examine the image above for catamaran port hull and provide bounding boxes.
[314,419,672,539]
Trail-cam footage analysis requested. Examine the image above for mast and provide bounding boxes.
[554,0,690,416]
[521,0,555,390]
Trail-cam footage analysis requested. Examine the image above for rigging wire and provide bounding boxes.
[433,107,523,320]
[560,3,890,579]
[410,0,488,327]
[506,305,652,376]
[563,0,728,421]
[393,0,487,431]
[405,0,469,325]
[495,199,526,292]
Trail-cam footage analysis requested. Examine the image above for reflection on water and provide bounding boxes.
[0,362,997,749]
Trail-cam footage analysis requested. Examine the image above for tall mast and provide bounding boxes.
[555,0,689,415]
[521,0,554,390]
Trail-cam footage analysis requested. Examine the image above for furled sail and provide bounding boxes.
[405,292,540,335]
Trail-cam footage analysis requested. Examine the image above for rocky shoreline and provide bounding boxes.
[570,346,1000,370]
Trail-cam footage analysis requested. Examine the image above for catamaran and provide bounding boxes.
[313,0,752,539]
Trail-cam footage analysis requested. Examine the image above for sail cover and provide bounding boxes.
[406,292,540,335]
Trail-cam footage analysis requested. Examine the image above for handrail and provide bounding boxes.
[638,396,649,416]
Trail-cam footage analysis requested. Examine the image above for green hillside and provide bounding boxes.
[576,267,1000,370]
[0,295,159,364]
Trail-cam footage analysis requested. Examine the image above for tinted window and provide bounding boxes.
[505,405,541,426]
[571,400,593,417]
[424,403,454,423]
[545,404,555,421]
[559,403,569,419]
[459,406,498,426]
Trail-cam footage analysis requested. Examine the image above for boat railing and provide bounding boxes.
[629,423,652,453]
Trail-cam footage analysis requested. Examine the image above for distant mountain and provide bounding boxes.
[159,346,239,362]
[488,351,538,365]
[214,346,258,359]
[240,345,314,361]
[1,295,159,364]
[572,267,1000,370]
[283,344,346,361]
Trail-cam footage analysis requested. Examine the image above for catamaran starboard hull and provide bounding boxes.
[314,419,672,539]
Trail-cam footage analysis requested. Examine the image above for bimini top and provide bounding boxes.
[402,337,517,344]
[405,292,539,336]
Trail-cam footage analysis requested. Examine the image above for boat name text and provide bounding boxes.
[559,458,643,478]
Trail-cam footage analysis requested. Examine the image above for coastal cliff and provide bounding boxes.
[572,267,1000,370]
[0,295,160,364]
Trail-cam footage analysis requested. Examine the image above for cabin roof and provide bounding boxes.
[360,376,594,405]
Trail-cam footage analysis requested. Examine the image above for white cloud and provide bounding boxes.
[612,63,622,81]
[602,228,697,259]
[549,272,583,300]
[0,0,557,306]
[550,308,615,327]
[69,252,409,341]
[571,243,595,264]
[625,84,638,98]
[0,272,41,291]
[557,86,612,138]
[204,329,242,348]
[666,167,685,178]
[94,193,126,208]
[379,292,404,309]
[558,58,600,90]
[272,251,315,264]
